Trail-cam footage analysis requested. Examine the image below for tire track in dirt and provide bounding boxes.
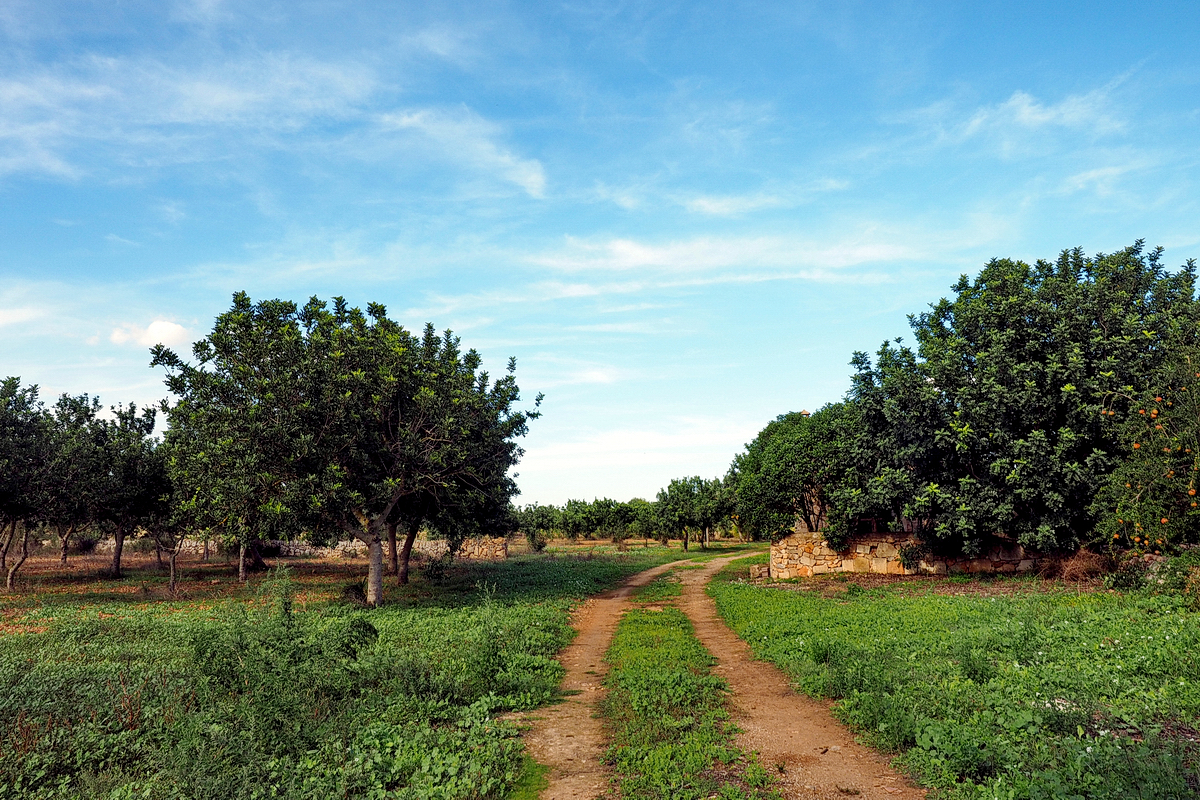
[678,557,927,800]
[520,559,690,800]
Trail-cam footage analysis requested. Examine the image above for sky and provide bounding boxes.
[2,1,1199,505]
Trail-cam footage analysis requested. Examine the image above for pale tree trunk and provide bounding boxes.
[168,550,178,594]
[398,519,420,586]
[6,525,30,590]
[59,524,76,565]
[238,543,248,582]
[154,541,164,570]
[681,530,689,551]
[366,536,384,606]
[111,524,126,579]
[202,537,209,562]
[703,527,709,549]
[387,521,399,576]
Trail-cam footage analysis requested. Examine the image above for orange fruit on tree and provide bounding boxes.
[1162,518,1169,524]
[1133,443,1141,449]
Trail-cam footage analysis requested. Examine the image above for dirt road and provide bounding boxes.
[525,555,925,799]
[677,557,926,799]
[520,559,687,800]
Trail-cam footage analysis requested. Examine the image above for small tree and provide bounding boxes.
[44,394,106,565]
[0,378,49,589]
[730,405,852,544]
[656,477,704,550]
[98,403,167,579]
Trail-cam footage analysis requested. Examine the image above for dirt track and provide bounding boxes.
[520,559,687,800]
[526,554,927,799]
[678,557,926,799]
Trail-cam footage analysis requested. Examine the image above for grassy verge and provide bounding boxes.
[709,557,1200,799]
[602,571,777,800]
[0,549,691,800]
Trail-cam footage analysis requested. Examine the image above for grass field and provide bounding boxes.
[0,545,721,800]
[601,567,777,800]
[710,555,1200,800]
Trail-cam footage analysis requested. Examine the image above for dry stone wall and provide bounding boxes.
[769,528,1044,579]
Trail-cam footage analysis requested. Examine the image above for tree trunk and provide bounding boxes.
[111,525,126,579]
[682,530,689,551]
[168,551,178,595]
[202,537,209,562]
[6,526,30,591]
[366,536,384,606]
[238,543,248,582]
[0,519,16,574]
[59,524,76,565]
[248,543,268,572]
[398,519,420,585]
[703,527,709,549]
[387,521,399,576]
[154,541,164,569]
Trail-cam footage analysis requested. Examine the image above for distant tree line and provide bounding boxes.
[513,475,737,552]
[0,293,538,604]
[725,242,1200,558]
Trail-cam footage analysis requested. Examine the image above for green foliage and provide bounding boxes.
[0,551,684,799]
[154,293,539,602]
[729,404,852,544]
[711,562,1200,799]
[831,243,1200,556]
[1096,348,1200,551]
[602,606,775,800]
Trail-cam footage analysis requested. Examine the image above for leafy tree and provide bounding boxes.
[0,378,49,589]
[625,497,658,540]
[155,293,538,604]
[43,394,106,565]
[833,243,1199,556]
[730,405,852,544]
[516,502,561,551]
[98,403,170,578]
[656,476,705,550]
[560,499,595,541]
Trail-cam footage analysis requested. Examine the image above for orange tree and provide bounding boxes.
[829,243,1200,557]
[1095,348,1200,552]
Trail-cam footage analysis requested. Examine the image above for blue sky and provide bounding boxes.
[2,1,1199,504]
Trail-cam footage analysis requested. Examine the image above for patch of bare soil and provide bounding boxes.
[518,559,688,800]
[679,558,927,800]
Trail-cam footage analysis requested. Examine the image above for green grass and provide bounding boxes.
[709,558,1200,800]
[602,604,777,799]
[633,573,683,602]
[0,549,692,800]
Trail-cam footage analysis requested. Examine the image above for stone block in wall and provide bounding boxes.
[875,542,898,559]
[1017,559,1035,572]
[800,553,816,566]
[856,544,870,554]
[870,557,889,574]
[920,560,948,575]
[996,562,1017,573]
[812,564,829,575]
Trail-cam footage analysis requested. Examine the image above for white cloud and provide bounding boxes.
[379,107,546,197]
[110,319,191,347]
[964,89,1123,136]
[0,307,43,326]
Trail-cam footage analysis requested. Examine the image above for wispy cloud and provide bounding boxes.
[684,193,782,215]
[532,233,918,272]
[378,107,546,197]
